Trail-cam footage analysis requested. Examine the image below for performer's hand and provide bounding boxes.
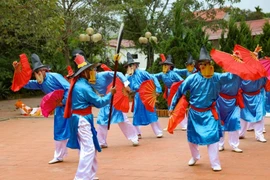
[113,54,121,61]
[110,87,116,95]
[156,93,160,97]
[125,86,131,93]
[12,61,18,69]
[168,110,173,116]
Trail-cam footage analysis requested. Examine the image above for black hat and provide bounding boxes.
[186,53,195,65]
[124,52,140,67]
[159,55,174,66]
[72,54,94,77]
[71,49,86,60]
[198,46,211,62]
[31,53,48,72]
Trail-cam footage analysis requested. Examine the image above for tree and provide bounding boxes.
[259,22,270,57]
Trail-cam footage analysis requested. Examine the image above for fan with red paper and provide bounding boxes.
[167,80,183,106]
[138,79,157,112]
[259,59,270,80]
[107,78,130,113]
[210,47,266,81]
[11,54,32,92]
[40,89,65,117]
[233,44,267,79]
[167,95,189,134]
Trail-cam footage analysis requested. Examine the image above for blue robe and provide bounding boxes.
[127,69,162,126]
[153,70,183,103]
[90,71,128,125]
[24,72,70,141]
[67,78,112,151]
[240,78,266,122]
[216,74,241,131]
[265,91,270,113]
[174,67,197,79]
[170,72,235,145]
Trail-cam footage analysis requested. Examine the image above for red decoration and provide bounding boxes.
[167,81,183,106]
[160,54,166,62]
[101,64,112,71]
[138,79,156,112]
[210,47,266,81]
[107,78,130,113]
[259,59,270,80]
[11,54,32,92]
[167,95,189,134]
[41,89,64,118]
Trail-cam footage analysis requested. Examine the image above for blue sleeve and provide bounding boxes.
[174,68,187,77]
[152,75,162,93]
[24,80,42,90]
[153,72,163,81]
[83,86,112,108]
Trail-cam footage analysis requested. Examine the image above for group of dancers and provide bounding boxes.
[13,44,268,179]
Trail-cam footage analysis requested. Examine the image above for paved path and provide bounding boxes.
[0,97,270,180]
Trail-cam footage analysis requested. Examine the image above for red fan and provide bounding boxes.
[40,89,64,117]
[233,44,267,78]
[167,95,189,134]
[11,54,32,92]
[167,81,184,106]
[107,78,130,113]
[210,48,265,81]
[259,59,270,80]
[138,79,156,112]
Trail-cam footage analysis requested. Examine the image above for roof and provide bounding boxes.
[206,18,270,40]
[194,8,229,21]
[108,39,135,48]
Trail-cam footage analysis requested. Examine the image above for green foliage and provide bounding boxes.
[0,82,11,100]
[259,22,270,57]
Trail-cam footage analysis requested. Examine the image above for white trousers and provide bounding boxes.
[219,131,240,149]
[188,142,221,169]
[97,113,138,146]
[74,116,97,180]
[134,121,163,136]
[239,118,265,139]
[53,139,68,160]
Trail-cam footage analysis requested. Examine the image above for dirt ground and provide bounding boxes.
[1,97,270,180]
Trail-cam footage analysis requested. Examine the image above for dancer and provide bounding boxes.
[20,54,70,164]
[64,54,116,180]
[153,54,187,130]
[216,73,243,153]
[125,52,163,138]
[170,46,236,171]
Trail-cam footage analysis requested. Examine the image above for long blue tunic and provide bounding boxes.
[153,70,183,102]
[67,78,112,151]
[24,72,70,141]
[170,72,235,145]
[127,69,162,126]
[216,74,241,131]
[90,71,129,125]
[240,78,266,122]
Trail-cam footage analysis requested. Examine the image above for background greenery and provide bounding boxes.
[0,0,269,103]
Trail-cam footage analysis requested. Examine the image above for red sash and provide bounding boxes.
[72,106,92,116]
[190,102,219,120]
[219,89,245,109]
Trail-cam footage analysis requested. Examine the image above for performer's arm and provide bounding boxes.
[24,80,42,90]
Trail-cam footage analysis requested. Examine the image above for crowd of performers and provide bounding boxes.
[11,44,269,179]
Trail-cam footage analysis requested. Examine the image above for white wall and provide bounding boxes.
[107,47,159,70]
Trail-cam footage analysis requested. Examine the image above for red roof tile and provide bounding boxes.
[206,18,270,40]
